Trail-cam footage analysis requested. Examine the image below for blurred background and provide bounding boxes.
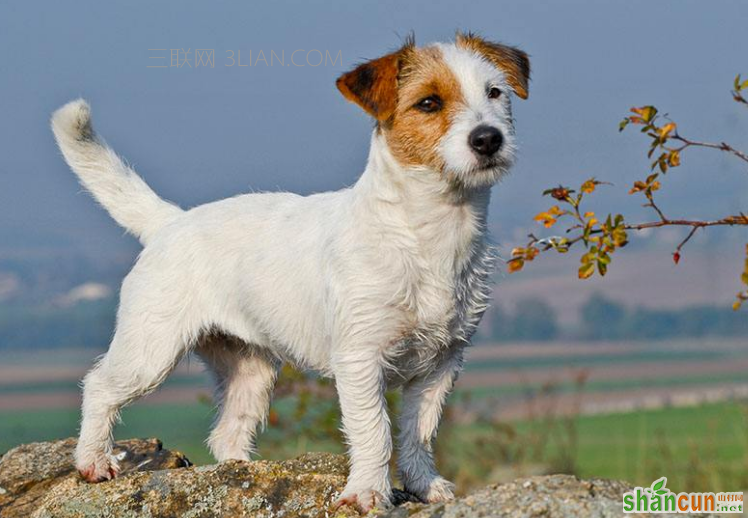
[1,0,747,493]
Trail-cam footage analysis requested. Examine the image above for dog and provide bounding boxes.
[51,32,529,512]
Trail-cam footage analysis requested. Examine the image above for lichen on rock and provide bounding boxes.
[0,438,720,517]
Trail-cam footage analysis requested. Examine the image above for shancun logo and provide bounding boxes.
[623,477,743,514]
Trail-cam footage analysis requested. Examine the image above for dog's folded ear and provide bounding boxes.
[336,37,415,121]
[456,31,530,100]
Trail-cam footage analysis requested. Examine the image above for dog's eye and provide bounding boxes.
[488,87,502,100]
[414,95,442,113]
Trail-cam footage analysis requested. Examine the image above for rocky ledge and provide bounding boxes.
[0,438,717,517]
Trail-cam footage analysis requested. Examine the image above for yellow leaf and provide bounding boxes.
[659,122,676,138]
[578,262,595,279]
[508,259,524,273]
[584,211,595,219]
[534,212,557,228]
[641,106,656,122]
[668,150,680,167]
[631,106,657,122]
[581,180,597,194]
[629,181,646,194]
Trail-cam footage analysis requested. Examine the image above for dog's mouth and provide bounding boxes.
[473,155,509,173]
[442,152,513,189]
[475,160,498,171]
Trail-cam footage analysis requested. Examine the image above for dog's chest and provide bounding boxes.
[396,206,492,349]
[383,230,493,385]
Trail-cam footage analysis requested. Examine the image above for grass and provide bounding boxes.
[0,373,209,396]
[4,342,747,493]
[0,403,217,465]
[5,367,747,401]
[2,399,747,492]
[459,370,748,399]
[549,402,748,491]
[463,348,733,372]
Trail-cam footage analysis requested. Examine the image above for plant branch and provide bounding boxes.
[674,226,700,255]
[626,215,748,230]
[645,197,668,222]
[733,88,748,109]
[533,214,748,252]
[672,134,748,165]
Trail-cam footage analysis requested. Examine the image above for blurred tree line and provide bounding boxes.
[484,295,748,343]
[1,294,747,349]
[577,294,748,341]
[0,300,116,349]
[487,299,559,341]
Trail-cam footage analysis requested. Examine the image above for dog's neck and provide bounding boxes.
[352,130,493,340]
[353,131,490,260]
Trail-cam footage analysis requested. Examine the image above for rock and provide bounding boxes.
[0,438,192,518]
[0,438,719,518]
[386,476,719,518]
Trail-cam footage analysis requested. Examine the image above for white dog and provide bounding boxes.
[51,32,529,512]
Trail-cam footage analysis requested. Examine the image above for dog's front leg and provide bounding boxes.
[397,347,463,503]
[332,350,392,513]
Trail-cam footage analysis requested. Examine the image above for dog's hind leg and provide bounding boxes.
[197,338,280,462]
[75,320,189,483]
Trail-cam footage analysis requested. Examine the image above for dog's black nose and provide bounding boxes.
[468,125,503,156]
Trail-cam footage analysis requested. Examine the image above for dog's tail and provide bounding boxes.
[51,99,183,245]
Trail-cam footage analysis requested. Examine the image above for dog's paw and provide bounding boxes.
[423,476,455,503]
[76,454,119,483]
[334,489,392,514]
[405,476,455,504]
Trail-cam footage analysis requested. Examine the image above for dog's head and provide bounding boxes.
[337,32,530,190]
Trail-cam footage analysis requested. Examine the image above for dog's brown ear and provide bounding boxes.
[456,31,530,100]
[336,38,415,121]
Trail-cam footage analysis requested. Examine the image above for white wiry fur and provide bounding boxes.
[50,102,183,245]
[51,40,520,510]
[437,44,518,190]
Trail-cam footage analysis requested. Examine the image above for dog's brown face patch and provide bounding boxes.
[336,38,415,121]
[382,46,465,172]
[455,32,530,100]
[336,36,528,181]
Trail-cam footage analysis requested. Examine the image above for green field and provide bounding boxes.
[2,399,747,493]
[4,342,748,494]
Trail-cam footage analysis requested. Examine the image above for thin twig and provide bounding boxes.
[733,91,748,109]
[675,226,700,255]
[645,198,668,222]
[626,215,748,230]
[532,214,748,252]
[672,134,748,165]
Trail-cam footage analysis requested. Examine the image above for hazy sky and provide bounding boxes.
[1,0,747,258]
